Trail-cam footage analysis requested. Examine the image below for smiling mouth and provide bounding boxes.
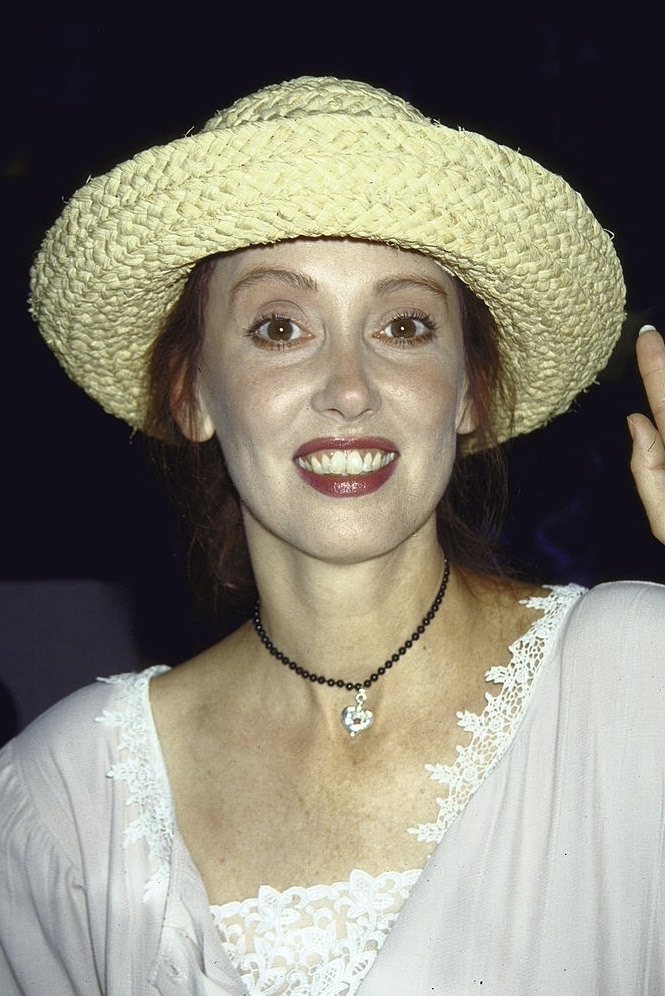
[294,449,398,477]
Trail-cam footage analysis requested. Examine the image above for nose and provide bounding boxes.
[310,337,380,421]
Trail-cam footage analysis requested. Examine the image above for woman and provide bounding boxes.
[1,77,664,994]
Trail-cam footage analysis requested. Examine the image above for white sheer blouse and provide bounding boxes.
[1,581,664,994]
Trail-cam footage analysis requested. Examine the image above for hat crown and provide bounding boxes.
[202,76,427,133]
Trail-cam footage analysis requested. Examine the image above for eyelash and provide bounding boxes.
[244,310,438,350]
[245,313,304,350]
[377,311,437,348]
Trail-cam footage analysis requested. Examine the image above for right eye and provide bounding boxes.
[248,315,307,347]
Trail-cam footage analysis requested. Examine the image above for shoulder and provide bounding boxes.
[5,666,167,770]
[0,667,172,994]
[562,579,665,647]
[0,667,168,847]
[550,580,665,727]
[577,577,665,608]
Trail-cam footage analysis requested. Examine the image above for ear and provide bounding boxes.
[456,384,479,437]
[170,376,216,442]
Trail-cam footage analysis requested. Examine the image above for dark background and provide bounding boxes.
[1,11,662,740]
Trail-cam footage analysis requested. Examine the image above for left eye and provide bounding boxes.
[379,315,432,340]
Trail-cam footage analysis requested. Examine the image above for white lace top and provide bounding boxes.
[3,580,665,994]
[99,585,583,995]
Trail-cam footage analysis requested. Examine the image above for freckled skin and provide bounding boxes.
[191,238,476,567]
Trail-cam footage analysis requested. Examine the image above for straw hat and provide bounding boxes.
[30,76,625,447]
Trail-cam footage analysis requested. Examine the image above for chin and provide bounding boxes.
[293,516,439,568]
[241,485,443,566]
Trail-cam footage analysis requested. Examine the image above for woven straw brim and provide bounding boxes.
[30,101,625,450]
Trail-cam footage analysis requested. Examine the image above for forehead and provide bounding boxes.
[207,238,457,299]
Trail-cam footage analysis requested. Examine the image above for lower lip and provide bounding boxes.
[295,459,397,498]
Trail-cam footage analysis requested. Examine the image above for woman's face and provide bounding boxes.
[192,239,476,565]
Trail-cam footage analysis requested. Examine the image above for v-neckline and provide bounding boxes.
[98,583,585,994]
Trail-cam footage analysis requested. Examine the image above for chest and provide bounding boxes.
[170,716,452,905]
[152,584,549,907]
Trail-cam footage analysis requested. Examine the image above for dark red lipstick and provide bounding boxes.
[293,437,399,498]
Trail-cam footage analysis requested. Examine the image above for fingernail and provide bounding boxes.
[638,324,658,335]
[627,415,636,440]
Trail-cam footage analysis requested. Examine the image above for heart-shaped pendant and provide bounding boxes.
[340,690,373,737]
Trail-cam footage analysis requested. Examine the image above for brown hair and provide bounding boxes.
[145,250,515,626]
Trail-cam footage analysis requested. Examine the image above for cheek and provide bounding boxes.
[212,391,256,453]
[201,368,286,476]
[197,361,246,458]
[411,363,469,434]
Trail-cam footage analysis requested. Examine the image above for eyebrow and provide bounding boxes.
[228,267,452,306]
[229,266,318,305]
[373,275,452,304]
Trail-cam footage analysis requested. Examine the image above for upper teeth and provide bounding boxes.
[296,449,397,476]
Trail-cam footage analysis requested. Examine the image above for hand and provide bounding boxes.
[628,326,665,544]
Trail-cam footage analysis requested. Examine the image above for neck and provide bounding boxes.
[247,527,449,689]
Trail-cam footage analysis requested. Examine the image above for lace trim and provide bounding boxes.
[210,868,422,996]
[95,665,172,900]
[407,584,585,842]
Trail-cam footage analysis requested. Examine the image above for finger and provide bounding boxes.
[628,412,665,543]
[635,325,665,437]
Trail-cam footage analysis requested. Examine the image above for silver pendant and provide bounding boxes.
[340,689,373,737]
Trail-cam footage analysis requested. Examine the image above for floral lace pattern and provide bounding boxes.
[408,585,584,842]
[97,585,584,994]
[211,868,421,996]
[95,665,172,899]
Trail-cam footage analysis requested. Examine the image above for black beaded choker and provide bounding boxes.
[252,558,450,738]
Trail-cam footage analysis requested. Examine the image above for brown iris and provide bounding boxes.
[265,318,296,341]
[389,317,419,338]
